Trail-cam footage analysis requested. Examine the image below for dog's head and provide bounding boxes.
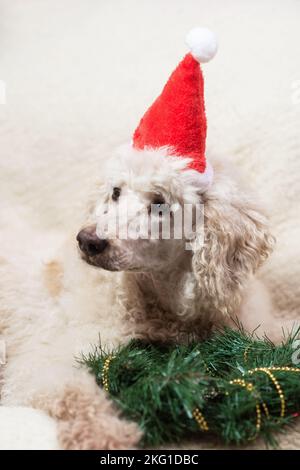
[77,145,274,314]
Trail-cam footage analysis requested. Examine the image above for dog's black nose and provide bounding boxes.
[76,227,108,257]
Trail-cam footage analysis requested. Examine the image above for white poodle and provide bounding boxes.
[1,143,296,449]
[0,29,298,450]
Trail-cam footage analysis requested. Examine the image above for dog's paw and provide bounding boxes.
[58,411,141,450]
[255,319,300,345]
[49,385,141,450]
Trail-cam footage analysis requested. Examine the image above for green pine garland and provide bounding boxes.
[81,326,300,447]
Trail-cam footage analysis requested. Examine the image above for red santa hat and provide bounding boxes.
[133,27,218,190]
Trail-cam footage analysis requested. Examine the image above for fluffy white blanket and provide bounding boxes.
[0,0,299,449]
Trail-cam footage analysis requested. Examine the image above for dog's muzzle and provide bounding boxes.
[76,226,108,257]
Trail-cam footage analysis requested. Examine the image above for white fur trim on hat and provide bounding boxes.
[185,27,218,63]
[183,161,214,192]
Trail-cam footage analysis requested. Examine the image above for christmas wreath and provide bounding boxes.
[81,327,300,447]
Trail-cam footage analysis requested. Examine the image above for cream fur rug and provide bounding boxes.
[0,0,300,449]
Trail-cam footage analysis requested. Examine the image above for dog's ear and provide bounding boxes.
[191,191,275,316]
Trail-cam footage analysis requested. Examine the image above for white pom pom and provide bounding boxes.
[185,27,218,63]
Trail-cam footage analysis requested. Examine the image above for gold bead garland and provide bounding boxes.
[193,408,209,432]
[247,367,300,419]
[101,352,300,440]
[244,344,252,363]
[229,378,261,439]
[193,365,300,438]
[248,367,286,418]
[261,401,270,419]
[102,355,115,392]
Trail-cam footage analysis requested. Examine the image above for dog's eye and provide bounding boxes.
[148,195,165,213]
[152,195,165,206]
[112,187,121,201]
